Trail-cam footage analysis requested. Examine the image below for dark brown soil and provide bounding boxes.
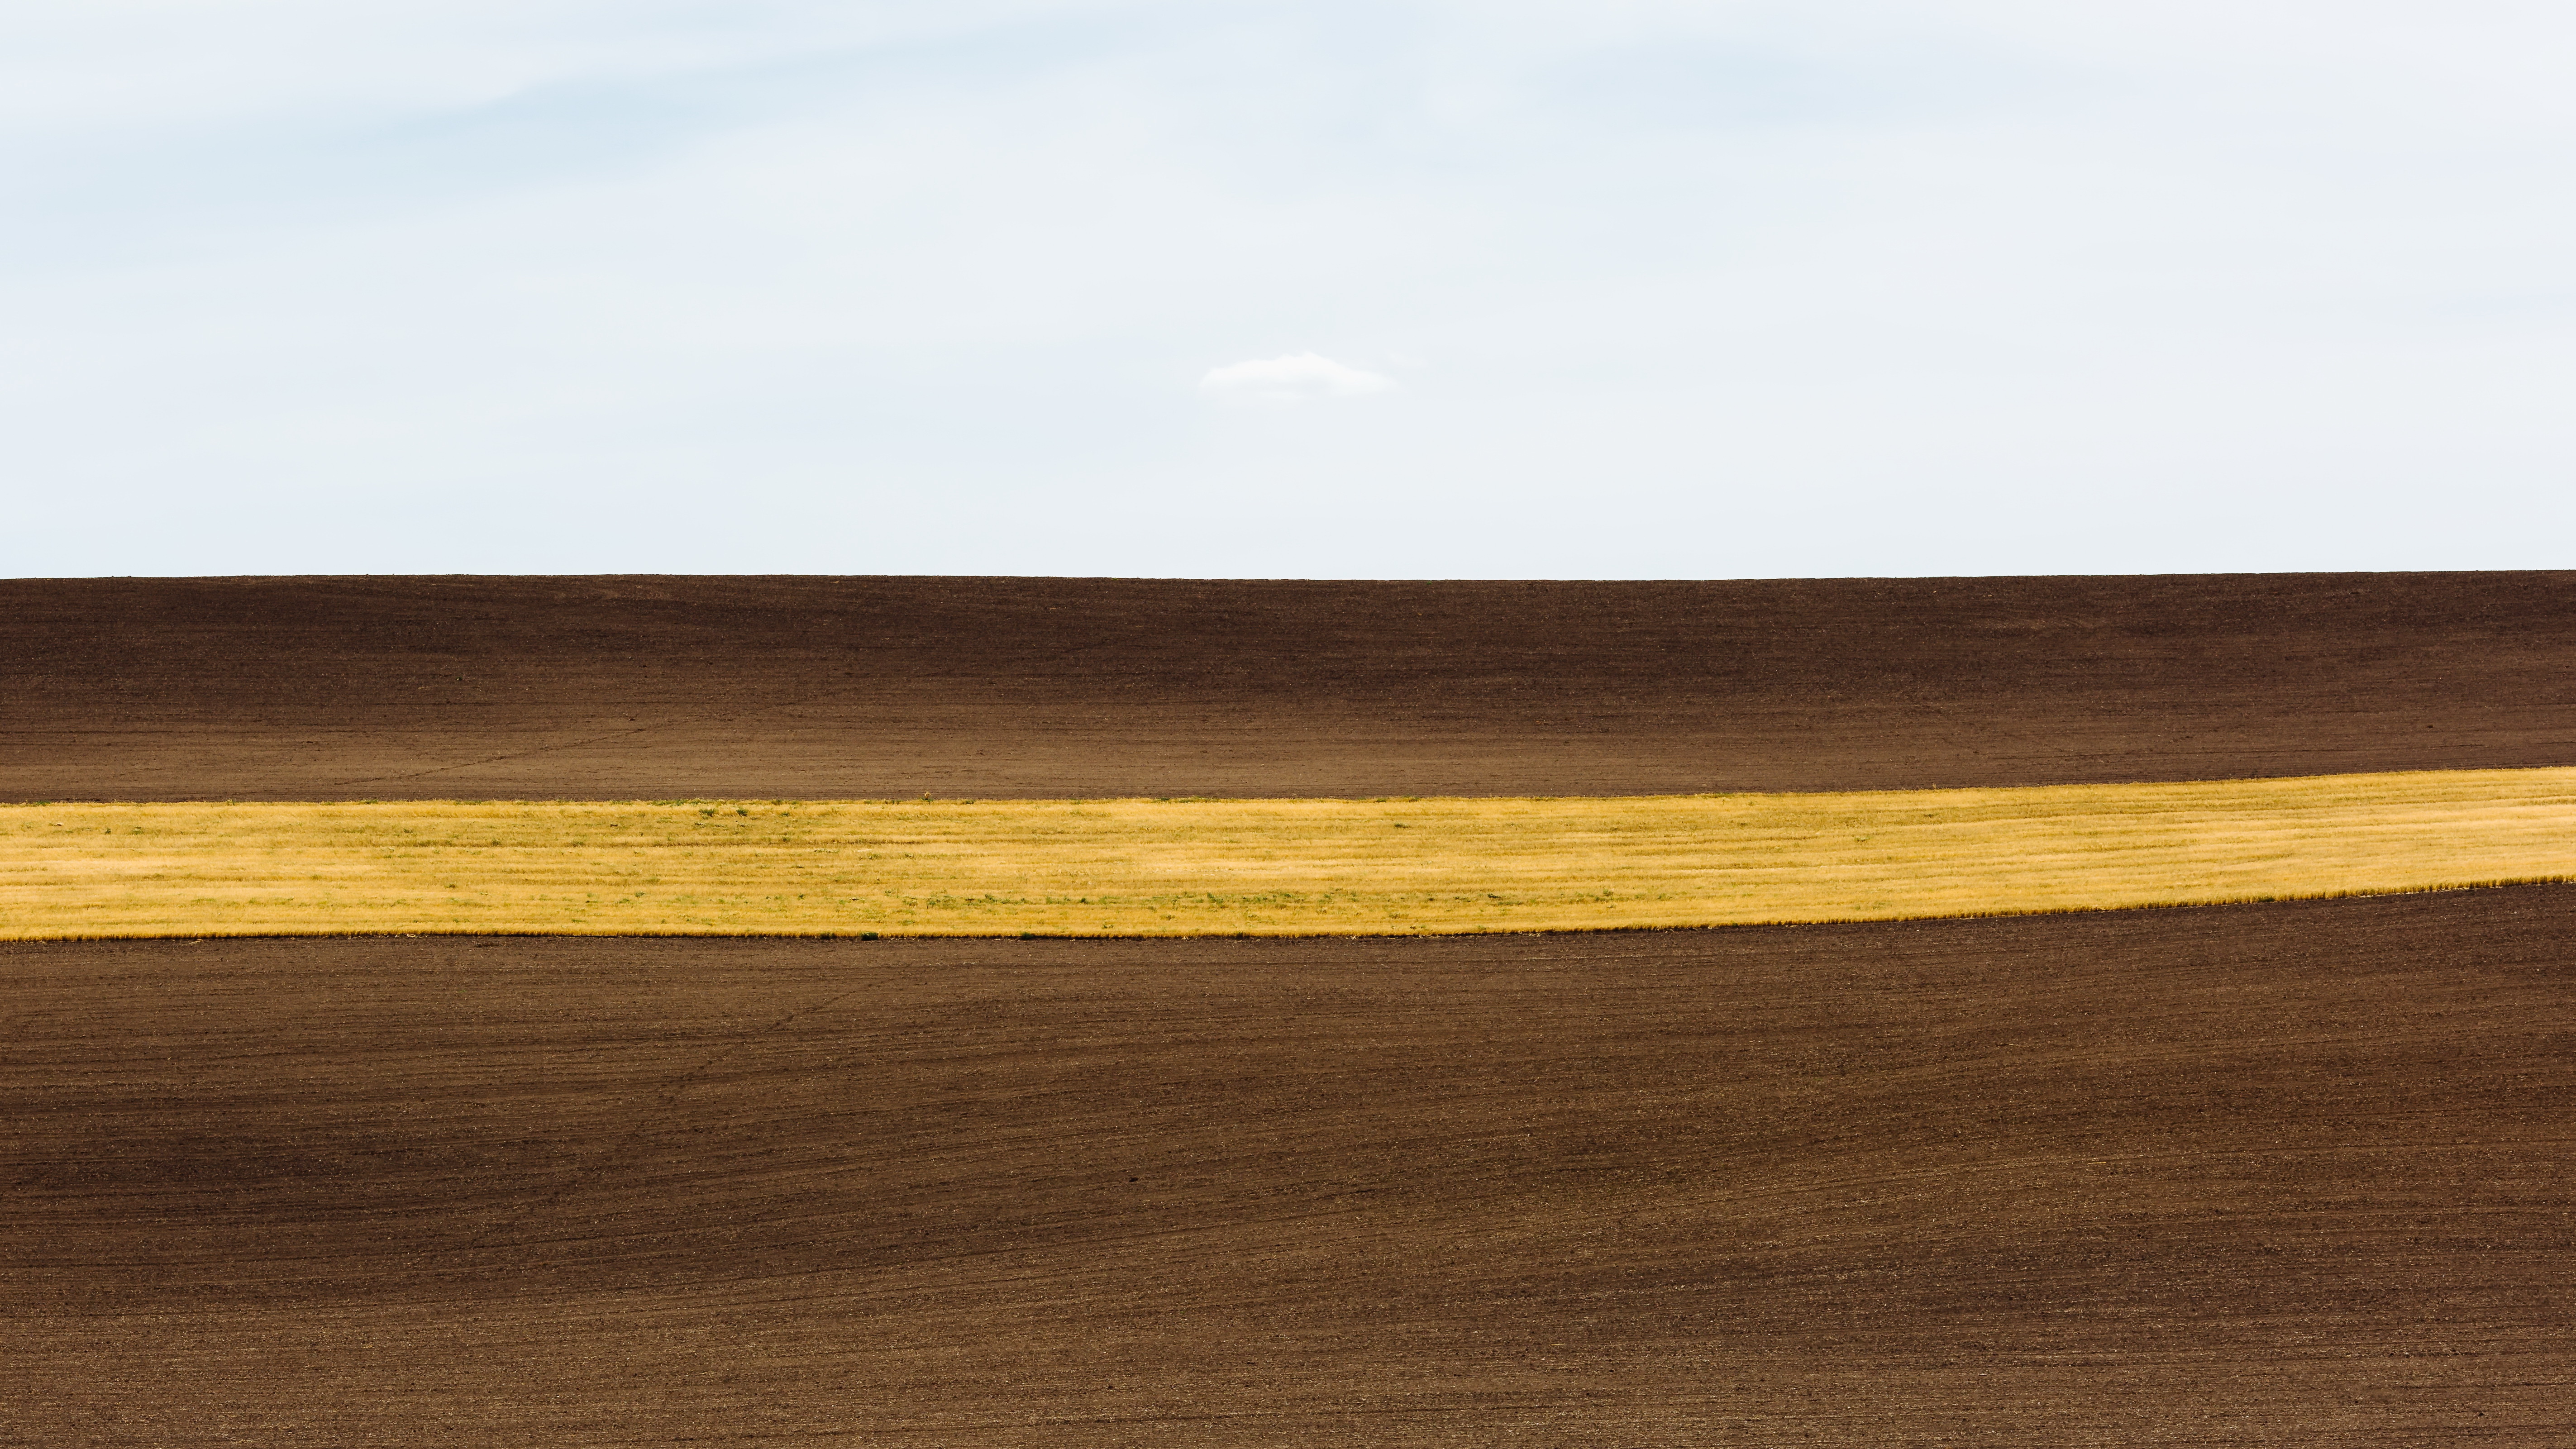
[7,572,2575,801]
[9,572,2575,1445]
[8,890,2571,1445]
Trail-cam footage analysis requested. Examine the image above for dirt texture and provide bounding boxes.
[9,571,2576,1445]
[7,572,2576,801]
[7,890,2572,1446]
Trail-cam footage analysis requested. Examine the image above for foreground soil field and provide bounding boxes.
[7,887,2571,1446]
[8,572,2576,801]
[10,769,2575,938]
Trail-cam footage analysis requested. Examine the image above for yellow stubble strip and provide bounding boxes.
[4,767,2573,939]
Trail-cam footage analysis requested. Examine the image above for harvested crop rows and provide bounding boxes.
[10,770,2576,939]
[6,572,2575,1446]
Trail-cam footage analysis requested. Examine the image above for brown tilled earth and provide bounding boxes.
[5,572,2575,1446]
[9,899,2573,1445]
[6,572,2575,800]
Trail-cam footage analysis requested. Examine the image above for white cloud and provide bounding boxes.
[1198,351,1397,402]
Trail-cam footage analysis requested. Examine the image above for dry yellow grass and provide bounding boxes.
[5,768,2573,940]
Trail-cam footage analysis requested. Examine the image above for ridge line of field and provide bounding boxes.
[14,758,2576,807]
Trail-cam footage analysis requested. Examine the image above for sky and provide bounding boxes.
[4,0,2572,579]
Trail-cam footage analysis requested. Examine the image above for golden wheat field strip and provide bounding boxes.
[5,767,2574,939]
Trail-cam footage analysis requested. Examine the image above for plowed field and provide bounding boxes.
[10,894,2572,1445]
[8,572,2576,801]
[6,573,2575,1446]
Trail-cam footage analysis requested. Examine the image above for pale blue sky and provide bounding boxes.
[5,1,2572,577]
